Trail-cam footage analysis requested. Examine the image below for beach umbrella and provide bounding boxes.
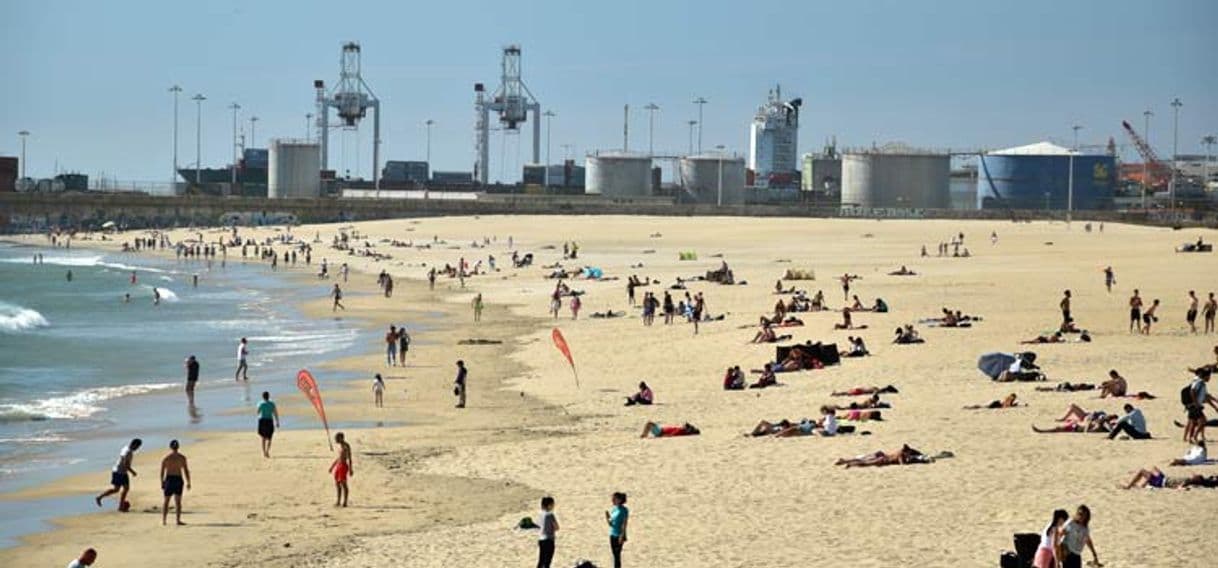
[551,328,579,388]
[296,369,333,450]
[977,352,1015,380]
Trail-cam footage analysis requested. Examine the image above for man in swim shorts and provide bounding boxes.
[329,432,353,507]
[160,440,191,526]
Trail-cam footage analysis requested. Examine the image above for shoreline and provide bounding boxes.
[0,227,572,566]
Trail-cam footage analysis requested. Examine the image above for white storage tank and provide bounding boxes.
[841,148,950,208]
[268,139,321,199]
[585,152,652,197]
[679,154,746,205]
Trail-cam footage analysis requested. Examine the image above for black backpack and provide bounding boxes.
[1181,382,1197,408]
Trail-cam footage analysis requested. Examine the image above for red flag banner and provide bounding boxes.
[296,369,333,450]
[551,328,579,388]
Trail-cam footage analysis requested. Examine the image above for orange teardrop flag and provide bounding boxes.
[296,369,333,450]
[551,328,579,388]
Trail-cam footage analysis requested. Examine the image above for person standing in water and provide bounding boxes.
[453,360,467,408]
[159,440,191,526]
[331,283,345,311]
[235,338,249,381]
[184,355,199,404]
[95,438,141,510]
[606,492,629,568]
[329,432,353,507]
[66,269,72,281]
[256,391,279,458]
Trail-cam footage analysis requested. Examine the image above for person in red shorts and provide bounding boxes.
[328,432,353,507]
[639,421,700,438]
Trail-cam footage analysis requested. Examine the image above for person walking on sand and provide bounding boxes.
[184,355,199,404]
[397,326,410,366]
[454,360,468,408]
[341,262,349,283]
[570,294,581,320]
[67,548,97,568]
[1059,290,1072,325]
[1204,292,1217,334]
[537,496,559,568]
[428,267,436,290]
[373,373,385,408]
[1129,290,1143,333]
[160,440,191,526]
[1033,509,1069,568]
[473,293,484,322]
[1103,266,1115,293]
[257,391,280,458]
[329,432,353,507]
[1056,505,1102,568]
[1187,290,1199,333]
[95,438,141,510]
[331,283,345,311]
[606,492,629,568]
[235,337,249,381]
[386,325,398,366]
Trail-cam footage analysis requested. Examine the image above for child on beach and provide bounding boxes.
[373,374,385,408]
[329,432,353,507]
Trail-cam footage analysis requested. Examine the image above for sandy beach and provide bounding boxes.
[3,215,1217,567]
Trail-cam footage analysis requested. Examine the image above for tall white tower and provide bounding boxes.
[475,44,542,185]
[747,85,801,188]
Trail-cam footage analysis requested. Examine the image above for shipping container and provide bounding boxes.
[382,160,429,183]
[522,164,546,185]
[431,171,473,185]
[0,156,16,192]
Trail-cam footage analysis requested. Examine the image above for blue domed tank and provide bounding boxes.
[977,142,1115,210]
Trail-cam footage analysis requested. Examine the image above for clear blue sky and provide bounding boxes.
[2,0,1215,184]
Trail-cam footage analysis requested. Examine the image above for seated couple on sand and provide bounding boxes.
[749,407,841,437]
[839,336,869,358]
[832,385,899,397]
[849,295,889,313]
[893,325,924,344]
[997,354,1044,382]
[835,444,937,468]
[640,421,700,438]
[769,346,824,373]
[723,366,747,390]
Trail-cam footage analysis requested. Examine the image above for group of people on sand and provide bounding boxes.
[1029,505,1102,568]
[383,324,412,366]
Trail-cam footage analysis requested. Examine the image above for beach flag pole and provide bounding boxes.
[551,328,580,388]
[296,369,334,450]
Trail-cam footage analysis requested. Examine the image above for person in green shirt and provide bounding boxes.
[606,492,629,568]
[257,391,280,458]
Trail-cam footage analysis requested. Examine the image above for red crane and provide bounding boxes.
[1121,120,1171,191]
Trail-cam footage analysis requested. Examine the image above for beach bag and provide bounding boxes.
[1181,383,1198,408]
[1013,533,1039,564]
[998,551,1023,568]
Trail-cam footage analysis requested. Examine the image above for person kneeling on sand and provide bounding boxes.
[624,382,654,406]
[640,422,700,438]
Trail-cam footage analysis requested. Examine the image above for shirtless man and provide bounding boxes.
[839,274,860,301]
[1187,290,1199,333]
[835,444,926,468]
[160,440,192,526]
[1129,289,1143,333]
[329,432,353,507]
[1059,290,1072,326]
[1142,299,1160,334]
[1205,292,1217,334]
[1099,369,1128,398]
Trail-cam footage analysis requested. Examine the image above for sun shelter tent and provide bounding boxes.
[977,352,1039,381]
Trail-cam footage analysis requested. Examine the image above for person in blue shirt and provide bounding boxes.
[1108,403,1149,440]
[257,391,280,457]
[606,492,629,568]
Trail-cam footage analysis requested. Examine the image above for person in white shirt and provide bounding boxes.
[235,337,249,381]
[1056,505,1101,568]
[820,405,839,436]
[67,548,97,568]
[1170,441,1207,466]
[537,496,559,568]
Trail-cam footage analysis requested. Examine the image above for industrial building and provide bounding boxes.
[800,140,841,195]
[977,142,1115,210]
[0,157,16,192]
[268,139,321,199]
[680,153,746,205]
[585,152,652,197]
[841,147,950,209]
[382,161,429,185]
[747,85,801,189]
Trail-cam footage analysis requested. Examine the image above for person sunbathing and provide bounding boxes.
[624,382,654,406]
[773,347,811,372]
[1059,318,1083,334]
[776,408,842,437]
[1122,466,1218,489]
[832,385,899,396]
[1021,331,1066,344]
[1033,412,1117,433]
[964,393,1020,409]
[590,310,625,319]
[640,422,700,438]
[832,394,890,411]
[810,290,826,311]
[1035,382,1096,392]
[774,280,795,294]
[749,365,779,389]
[888,266,917,276]
[835,444,927,468]
[749,419,793,437]
[893,325,924,344]
[838,408,883,421]
[723,366,745,390]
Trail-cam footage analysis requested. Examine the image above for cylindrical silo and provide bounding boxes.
[268,139,321,199]
[585,152,652,197]
[679,154,746,205]
[841,151,950,208]
[977,142,1115,210]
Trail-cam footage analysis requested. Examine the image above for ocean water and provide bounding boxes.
[0,241,374,544]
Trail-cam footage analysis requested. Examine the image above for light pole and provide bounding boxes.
[228,103,241,186]
[169,85,182,189]
[17,130,29,179]
[1203,135,1216,192]
[1142,109,1152,209]
[192,94,206,185]
[644,103,659,157]
[1170,97,1182,211]
[249,116,258,149]
[1068,124,1081,223]
[305,113,313,142]
[693,97,707,154]
[424,119,435,164]
[541,111,554,185]
[686,120,697,155]
[715,144,726,206]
